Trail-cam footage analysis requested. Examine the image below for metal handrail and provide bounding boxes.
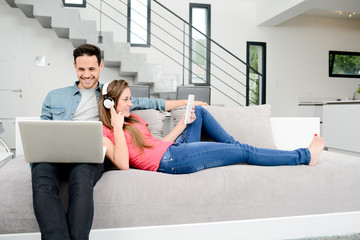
[152,0,262,77]
[87,0,261,106]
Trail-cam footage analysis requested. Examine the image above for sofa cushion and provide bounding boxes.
[171,104,277,149]
[131,109,166,139]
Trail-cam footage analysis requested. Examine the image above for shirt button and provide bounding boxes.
[171,168,174,171]
[170,158,173,161]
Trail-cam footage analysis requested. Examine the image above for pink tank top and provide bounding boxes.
[103,114,173,171]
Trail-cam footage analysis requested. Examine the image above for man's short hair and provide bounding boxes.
[73,44,102,65]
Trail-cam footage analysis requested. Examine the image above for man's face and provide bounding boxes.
[74,55,103,89]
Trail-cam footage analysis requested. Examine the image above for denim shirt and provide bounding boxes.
[40,81,166,120]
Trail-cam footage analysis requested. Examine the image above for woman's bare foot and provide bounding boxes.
[308,134,325,166]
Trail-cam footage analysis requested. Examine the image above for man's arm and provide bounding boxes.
[130,97,208,112]
[40,93,53,120]
[164,100,208,111]
[130,97,166,112]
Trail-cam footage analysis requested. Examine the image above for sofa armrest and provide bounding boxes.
[270,117,320,150]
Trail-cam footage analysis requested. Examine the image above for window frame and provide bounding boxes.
[246,41,267,106]
[189,3,211,86]
[62,0,86,8]
[127,0,151,47]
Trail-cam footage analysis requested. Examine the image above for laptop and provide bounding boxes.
[18,120,105,163]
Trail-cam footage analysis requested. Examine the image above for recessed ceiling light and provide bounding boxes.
[337,11,358,18]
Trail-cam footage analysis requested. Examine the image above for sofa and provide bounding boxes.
[1,104,360,234]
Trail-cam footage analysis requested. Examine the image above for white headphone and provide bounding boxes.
[102,81,114,109]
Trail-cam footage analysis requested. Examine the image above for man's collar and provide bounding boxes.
[72,81,80,95]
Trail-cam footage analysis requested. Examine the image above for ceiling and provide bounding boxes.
[305,8,360,21]
[257,0,360,26]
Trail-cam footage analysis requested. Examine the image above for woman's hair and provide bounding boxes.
[73,44,102,66]
[99,79,152,153]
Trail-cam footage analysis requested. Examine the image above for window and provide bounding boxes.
[189,4,211,85]
[246,42,266,106]
[127,0,151,47]
[63,0,86,7]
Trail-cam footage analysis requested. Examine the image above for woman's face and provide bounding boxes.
[115,87,133,117]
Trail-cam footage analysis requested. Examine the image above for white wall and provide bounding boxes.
[1,0,360,118]
[262,16,360,116]
[0,1,72,117]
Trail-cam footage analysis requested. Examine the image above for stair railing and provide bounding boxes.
[86,0,262,106]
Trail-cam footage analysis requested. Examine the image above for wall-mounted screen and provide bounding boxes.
[329,51,360,78]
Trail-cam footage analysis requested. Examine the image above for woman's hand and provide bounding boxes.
[104,105,130,170]
[162,106,196,142]
[188,106,196,124]
[110,105,124,129]
[180,106,196,125]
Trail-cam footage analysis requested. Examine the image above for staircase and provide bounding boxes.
[4,0,179,99]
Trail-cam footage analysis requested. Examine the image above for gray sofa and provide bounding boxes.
[1,105,360,234]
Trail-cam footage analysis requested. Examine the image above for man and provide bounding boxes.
[32,44,206,240]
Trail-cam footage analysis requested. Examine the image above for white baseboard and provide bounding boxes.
[327,147,360,158]
[1,211,360,240]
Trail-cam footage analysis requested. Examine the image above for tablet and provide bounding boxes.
[184,94,195,125]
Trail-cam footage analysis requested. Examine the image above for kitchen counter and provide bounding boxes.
[298,99,360,155]
[299,100,360,105]
[322,103,360,155]
[323,100,360,104]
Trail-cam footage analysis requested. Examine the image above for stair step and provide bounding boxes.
[5,0,17,8]
[47,8,81,28]
[53,27,70,38]
[119,53,147,76]
[154,74,179,93]
[15,0,63,18]
[70,39,87,48]
[15,2,34,18]
[96,31,114,46]
[69,20,98,47]
[35,15,52,28]
[102,42,130,67]
[135,64,163,84]
[51,11,87,39]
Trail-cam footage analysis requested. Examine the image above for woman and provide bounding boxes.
[100,80,324,174]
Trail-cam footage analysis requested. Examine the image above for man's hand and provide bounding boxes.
[164,99,208,111]
[194,101,208,106]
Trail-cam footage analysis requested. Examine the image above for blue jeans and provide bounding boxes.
[31,162,104,240]
[157,106,311,174]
